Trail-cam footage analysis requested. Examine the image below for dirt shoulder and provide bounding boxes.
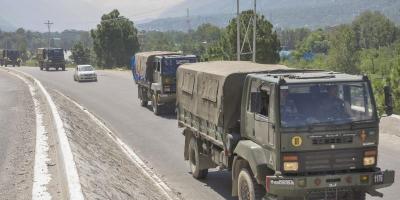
[50,90,173,200]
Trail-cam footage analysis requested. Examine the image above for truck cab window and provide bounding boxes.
[249,81,270,117]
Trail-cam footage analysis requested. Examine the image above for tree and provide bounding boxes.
[277,27,311,50]
[327,25,359,74]
[222,10,281,64]
[297,29,329,55]
[193,23,222,43]
[70,42,90,65]
[91,9,140,68]
[352,11,397,49]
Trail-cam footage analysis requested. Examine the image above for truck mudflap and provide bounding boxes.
[265,170,394,198]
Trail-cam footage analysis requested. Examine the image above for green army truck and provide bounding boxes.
[135,51,197,115]
[0,49,21,67]
[37,48,65,71]
[176,61,395,200]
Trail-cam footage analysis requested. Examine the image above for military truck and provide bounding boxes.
[0,49,21,67]
[176,61,394,200]
[135,51,197,115]
[37,48,65,71]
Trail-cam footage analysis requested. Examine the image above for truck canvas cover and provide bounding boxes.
[135,51,180,82]
[177,61,289,130]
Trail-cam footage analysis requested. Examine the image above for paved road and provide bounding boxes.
[17,67,400,200]
[0,70,35,199]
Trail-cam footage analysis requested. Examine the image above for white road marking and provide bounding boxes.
[6,69,85,200]
[10,72,52,200]
[54,90,178,200]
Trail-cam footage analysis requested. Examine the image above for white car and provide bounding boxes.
[74,65,97,82]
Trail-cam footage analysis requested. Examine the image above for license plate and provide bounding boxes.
[373,173,384,184]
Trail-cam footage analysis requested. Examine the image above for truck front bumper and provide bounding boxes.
[266,170,394,198]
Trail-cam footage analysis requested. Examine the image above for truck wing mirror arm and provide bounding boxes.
[384,86,393,116]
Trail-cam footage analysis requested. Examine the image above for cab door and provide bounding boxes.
[246,80,275,147]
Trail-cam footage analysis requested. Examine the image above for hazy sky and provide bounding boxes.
[0,0,186,31]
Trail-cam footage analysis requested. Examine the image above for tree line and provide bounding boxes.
[1,9,398,114]
[278,11,400,114]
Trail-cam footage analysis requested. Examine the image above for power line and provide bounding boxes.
[44,20,53,48]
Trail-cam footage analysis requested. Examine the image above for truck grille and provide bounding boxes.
[311,135,353,145]
[297,149,363,173]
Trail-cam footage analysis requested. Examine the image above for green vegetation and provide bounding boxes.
[70,42,90,65]
[281,11,400,114]
[91,9,140,68]
[0,8,398,114]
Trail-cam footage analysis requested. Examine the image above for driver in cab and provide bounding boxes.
[280,88,298,125]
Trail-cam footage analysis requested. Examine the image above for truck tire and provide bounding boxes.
[152,94,160,115]
[238,168,265,200]
[188,137,208,179]
[140,99,148,107]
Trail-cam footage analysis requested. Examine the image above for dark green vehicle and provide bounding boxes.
[135,51,197,115]
[37,48,65,71]
[0,49,21,67]
[177,61,394,200]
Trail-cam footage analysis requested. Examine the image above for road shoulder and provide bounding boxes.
[49,89,178,200]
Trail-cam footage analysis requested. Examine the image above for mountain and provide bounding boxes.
[0,0,183,32]
[139,0,400,31]
[0,17,16,32]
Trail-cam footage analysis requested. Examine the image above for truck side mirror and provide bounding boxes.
[384,86,393,116]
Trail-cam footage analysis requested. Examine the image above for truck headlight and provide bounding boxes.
[363,150,377,166]
[284,162,299,171]
[283,155,299,172]
[363,157,375,166]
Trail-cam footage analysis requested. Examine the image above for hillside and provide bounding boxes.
[138,0,400,31]
[0,17,15,32]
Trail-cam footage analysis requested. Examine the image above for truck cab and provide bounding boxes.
[37,48,65,71]
[236,71,394,199]
[136,52,197,115]
[0,49,21,67]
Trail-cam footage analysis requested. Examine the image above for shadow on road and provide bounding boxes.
[142,105,178,120]
[40,69,69,72]
[197,170,236,200]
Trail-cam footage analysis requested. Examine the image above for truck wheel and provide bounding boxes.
[140,99,148,107]
[238,168,265,200]
[188,137,208,179]
[152,94,160,115]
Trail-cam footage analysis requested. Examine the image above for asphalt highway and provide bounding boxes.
[16,66,400,200]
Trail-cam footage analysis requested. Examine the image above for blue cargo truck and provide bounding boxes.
[134,51,197,115]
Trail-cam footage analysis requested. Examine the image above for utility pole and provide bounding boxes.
[252,0,257,62]
[186,8,191,33]
[44,20,53,49]
[237,0,240,61]
[236,0,258,62]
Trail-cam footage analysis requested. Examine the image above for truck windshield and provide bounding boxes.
[162,58,195,75]
[48,49,64,58]
[8,51,19,59]
[280,82,375,128]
